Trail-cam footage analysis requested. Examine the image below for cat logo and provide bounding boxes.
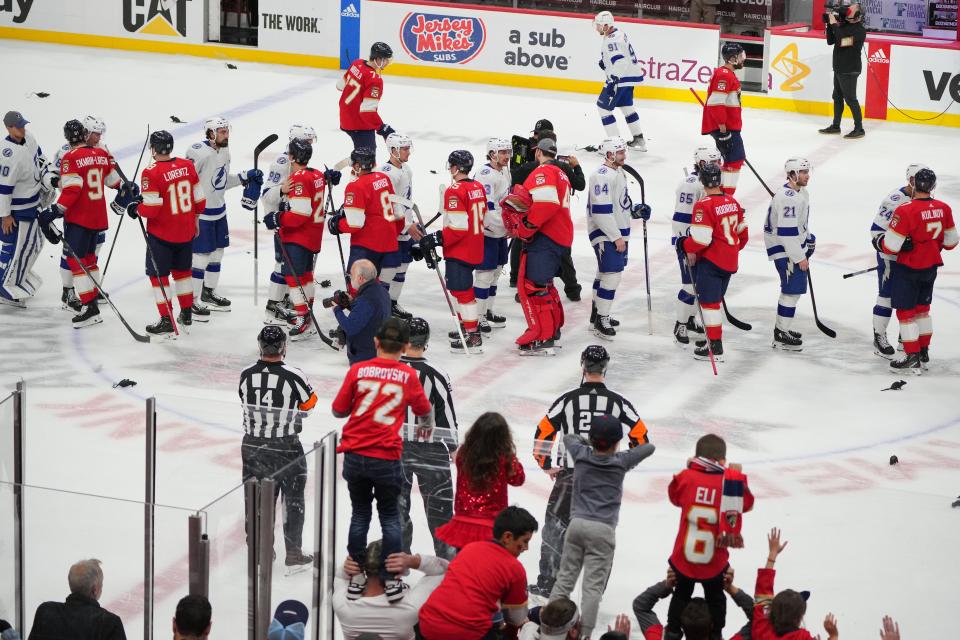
[123,0,192,38]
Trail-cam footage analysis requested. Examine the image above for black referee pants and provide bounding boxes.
[399,442,456,560]
[241,435,308,553]
[535,467,574,592]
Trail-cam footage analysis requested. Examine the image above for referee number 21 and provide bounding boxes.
[355,380,403,425]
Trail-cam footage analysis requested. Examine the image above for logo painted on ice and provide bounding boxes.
[400,12,486,64]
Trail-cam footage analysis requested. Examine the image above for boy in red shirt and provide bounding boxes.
[666,434,753,640]
[332,317,432,602]
[417,506,537,640]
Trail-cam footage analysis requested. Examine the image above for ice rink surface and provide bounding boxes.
[1,39,959,638]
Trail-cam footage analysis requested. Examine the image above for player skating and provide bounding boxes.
[675,163,747,361]
[874,167,957,373]
[701,43,746,196]
[378,133,420,320]
[593,11,647,150]
[763,158,815,352]
[868,163,928,359]
[472,137,512,332]
[184,117,263,320]
[338,42,396,151]
[672,147,720,345]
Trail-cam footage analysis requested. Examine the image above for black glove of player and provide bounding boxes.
[419,230,443,253]
[126,197,142,219]
[410,243,424,262]
[327,211,344,235]
[675,235,688,262]
[423,245,441,270]
[715,132,733,154]
[263,211,283,230]
[377,124,396,139]
[871,233,886,253]
[631,203,652,221]
[901,236,914,252]
[805,233,816,258]
[324,168,342,186]
[39,203,64,228]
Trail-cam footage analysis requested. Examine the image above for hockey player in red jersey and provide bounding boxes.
[338,42,396,151]
[418,150,488,354]
[123,130,205,337]
[263,138,327,341]
[666,434,753,640]
[503,138,573,356]
[875,167,957,373]
[38,119,122,328]
[702,43,746,196]
[675,163,747,362]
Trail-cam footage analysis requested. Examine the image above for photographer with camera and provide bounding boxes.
[819,2,867,139]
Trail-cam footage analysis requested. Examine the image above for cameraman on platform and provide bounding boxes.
[819,2,867,139]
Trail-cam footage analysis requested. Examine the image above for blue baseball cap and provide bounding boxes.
[3,111,28,128]
[268,600,308,640]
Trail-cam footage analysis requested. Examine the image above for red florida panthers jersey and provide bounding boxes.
[442,179,487,265]
[522,164,574,248]
[884,198,957,270]
[685,194,748,273]
[339,59,385,132]
[56,146,120,230]
[140,158,206,243]
[339,171,399,253]
[668,465,755,580]
[280,167,326,253]
[701,66,742,134]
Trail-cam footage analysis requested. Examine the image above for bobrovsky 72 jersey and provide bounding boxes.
[872,186,910,261]
[474,163,510,239]
[587,164,632,245]
[185,141,241,220]
[673,173,704,244]
[378,160,413,239]
[764,183,811,264]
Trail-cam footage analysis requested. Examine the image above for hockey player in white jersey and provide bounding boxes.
[672,147,720,345]
[473,137,512,332]
[869,163,927,359]
[764,158,815,351]
[594,12,646,150]
[379,133,420,320]
[586,137,650,339]
[0,110,53,306]
[185,117,263,319]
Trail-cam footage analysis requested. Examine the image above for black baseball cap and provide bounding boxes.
[3,111,28,128]
[533,118,554,133]
[588,414,623,447]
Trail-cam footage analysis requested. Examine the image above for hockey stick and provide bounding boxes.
[623,164,652,335]
[688,88,774,198]
[842,265,878,279]
[252,133,280,306]
[683,257,718,376]
[323,166,351,290]
[722,300,752,331]
[806,268,837,338]
[102,125,150,282]
[275,234,339,351]
[54,225,150,343]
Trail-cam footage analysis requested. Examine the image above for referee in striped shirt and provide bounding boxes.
[528,344,649,596]
[239,325,319,572]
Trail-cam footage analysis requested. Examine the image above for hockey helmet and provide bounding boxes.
[150,130,175,156]
[351,147,377,171]
[447,150,474,175]
[913,167,936,193]
[594,11,615,28]
[407,317,430,348]
[693,146,722,168]
[82,115,106,135]
[699,163,722,188]
[288,137,313,165]
[600,137,627,161]
[721,42,746,68]
[204,116,230,139]
[784,157,811,176]
[905,163,929,182]
[386,133,413,153]
[370,42,393,61]
[63,119,88,146]
[581,344,610,374]
[258,325,286,357]
[288,123,317,143]
[486,137,511,156]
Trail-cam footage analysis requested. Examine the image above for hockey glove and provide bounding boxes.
[263,211,283,230]
[238,169,264,186]
[327,211,344,235]
[241,180,262,211]
[324,168,342,186]
[377,124,396,139]
[598,58,606,71]
[410,243,424,262]
[631,203,652,221]
[125,196,143,219]
[424,246,441,270]
[871,233,886,253]
[715,132,733,154]
[901,236,914,252]
[675,235,688,262]
[39,203,64,228]
[111,182,141,216]
[805,233,816,258]
[41,170,59,191]
[419,231,443,253]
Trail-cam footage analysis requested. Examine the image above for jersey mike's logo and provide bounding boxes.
[770,43,810,92]
[123,0,191,38]
[400,12,486,64]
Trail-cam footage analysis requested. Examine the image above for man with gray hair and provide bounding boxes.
[330,258,391,364]
[28,559,126,639]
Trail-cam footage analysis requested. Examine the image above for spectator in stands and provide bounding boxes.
[0,620,20,640]
[416,506,538,640]
[688,0,719,25]
[334,540,448,639]
[28,559,126,640]
[268,600,308,640]
[172,594,211,639]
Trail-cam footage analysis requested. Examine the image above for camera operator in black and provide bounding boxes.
[819,2,867,139]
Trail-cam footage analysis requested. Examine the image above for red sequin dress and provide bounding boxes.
[436,453,525,550]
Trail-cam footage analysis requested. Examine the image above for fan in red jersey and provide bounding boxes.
[701,43,746,196]
[338,42,396,151]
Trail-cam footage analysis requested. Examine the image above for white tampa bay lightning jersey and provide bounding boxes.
[599,28,644,87]
[379,160,413,239]
[474,163,510,239]
[262,150,291,214]
[0,131,49,217]
[587,164,632,245]
[185,140,240,220]
[764,183,811,263]
[872,186,910,261]
[673,173,704,244]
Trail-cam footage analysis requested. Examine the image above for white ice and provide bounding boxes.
[1,39,958,639]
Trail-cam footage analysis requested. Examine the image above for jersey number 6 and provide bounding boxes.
[683,505,718,564]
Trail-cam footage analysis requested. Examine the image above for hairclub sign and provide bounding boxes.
[399,12,486,64]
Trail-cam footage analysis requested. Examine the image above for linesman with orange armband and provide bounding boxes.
[528,344,649,598]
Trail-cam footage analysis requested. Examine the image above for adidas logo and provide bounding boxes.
[341,3,360,18]
[868,49,890,64]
